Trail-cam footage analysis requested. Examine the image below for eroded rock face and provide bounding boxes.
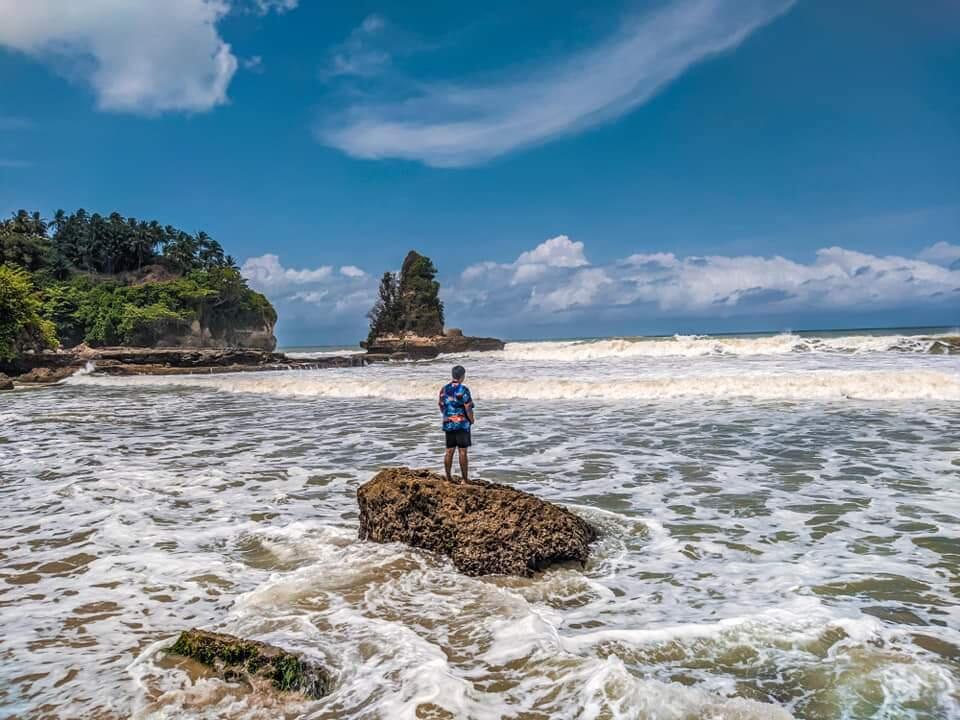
[357,468,597,577]
[168,629,331,699]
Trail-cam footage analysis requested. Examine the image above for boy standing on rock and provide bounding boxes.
[439,365,475,483]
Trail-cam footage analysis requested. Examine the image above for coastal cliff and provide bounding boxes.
[363,250,504,359]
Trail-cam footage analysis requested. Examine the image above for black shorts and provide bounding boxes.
[445,430,472,448]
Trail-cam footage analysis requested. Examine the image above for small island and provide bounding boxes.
[362,250,504,360]
[0,209,364,385]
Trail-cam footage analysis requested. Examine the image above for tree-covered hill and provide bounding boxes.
[0,209,276,362]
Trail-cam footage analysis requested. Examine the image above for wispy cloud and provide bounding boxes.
[322,14,392,79]
[317,0,795,167]
[252,0,298,16]
[0,159,32,169]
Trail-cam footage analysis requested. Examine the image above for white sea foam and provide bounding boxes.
[5,330,960,719]
[70,368,960,401]
[284,349,366,359]
[463,333,958,360]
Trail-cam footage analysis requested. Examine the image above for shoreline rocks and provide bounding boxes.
[357,467,597,576]
[363,331,505,360]
[0,346,367,385]
[168,629,331,699]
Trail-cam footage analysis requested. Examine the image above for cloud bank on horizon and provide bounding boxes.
[242,239,960,343]
[316,0,796,166]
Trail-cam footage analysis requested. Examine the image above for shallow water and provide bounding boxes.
[1,332,959,719]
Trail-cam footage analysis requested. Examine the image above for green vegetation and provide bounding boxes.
[367,250,444,342]
[168,629,331,699]
[0,209,275,358]
[0,265,58,362]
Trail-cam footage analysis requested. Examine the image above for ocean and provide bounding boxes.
[2,328,959,719]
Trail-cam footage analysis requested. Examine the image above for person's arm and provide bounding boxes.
[464,388,475,425]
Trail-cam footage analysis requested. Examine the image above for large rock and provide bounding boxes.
[168,629,331,699]
[364,333,505,360]
[357,468,597,576]
[14,366,76,384]
[0,373,13,391]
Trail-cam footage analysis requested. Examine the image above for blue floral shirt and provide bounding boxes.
[439,382,473,432]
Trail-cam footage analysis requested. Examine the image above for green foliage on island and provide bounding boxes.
[0,265,58,362]
[0,209,276,356]
[367,250,444,342]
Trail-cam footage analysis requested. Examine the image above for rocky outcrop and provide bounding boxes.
[364,250,503,358]
[1,346,366,383]
[357,468,597,576]
[928,336,960,354]
[363,332,505,360]
[0,373,12,391]
[13,366,77,384]
[168,629,331,699]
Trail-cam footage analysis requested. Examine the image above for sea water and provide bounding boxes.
[1,330,958,719]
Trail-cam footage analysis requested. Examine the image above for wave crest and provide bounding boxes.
[478,334,960,361]
[71,369,960,402]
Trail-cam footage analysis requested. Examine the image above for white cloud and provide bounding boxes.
[530,268,612,312]
[450,238,960,319]
[292,290,329,304]
[317,0,795,166]
[0,0,296,113]
[918,242,960,268]
[516,235,588,268]
[241,253,333,292]
[460,235,591,287]
[0,0,237,113]
[242,253,377,335]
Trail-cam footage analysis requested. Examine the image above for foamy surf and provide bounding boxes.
[6,327,960,719]
[456,333,960,360]
[70,368,960,401]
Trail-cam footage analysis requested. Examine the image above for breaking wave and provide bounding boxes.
[476,333,960,361]
[71,369,960,402]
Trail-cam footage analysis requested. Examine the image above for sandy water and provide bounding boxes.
[1,332,959,719]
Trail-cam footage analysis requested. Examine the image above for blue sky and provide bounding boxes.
[1,0,958,345]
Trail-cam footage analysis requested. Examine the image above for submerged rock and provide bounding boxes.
[168,629,331,699]
[357,467,597,577]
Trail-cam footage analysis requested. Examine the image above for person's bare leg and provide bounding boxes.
[444,448,455,481]
[458,447,469,483]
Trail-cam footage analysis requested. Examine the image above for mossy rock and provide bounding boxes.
[168,629,331,699]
